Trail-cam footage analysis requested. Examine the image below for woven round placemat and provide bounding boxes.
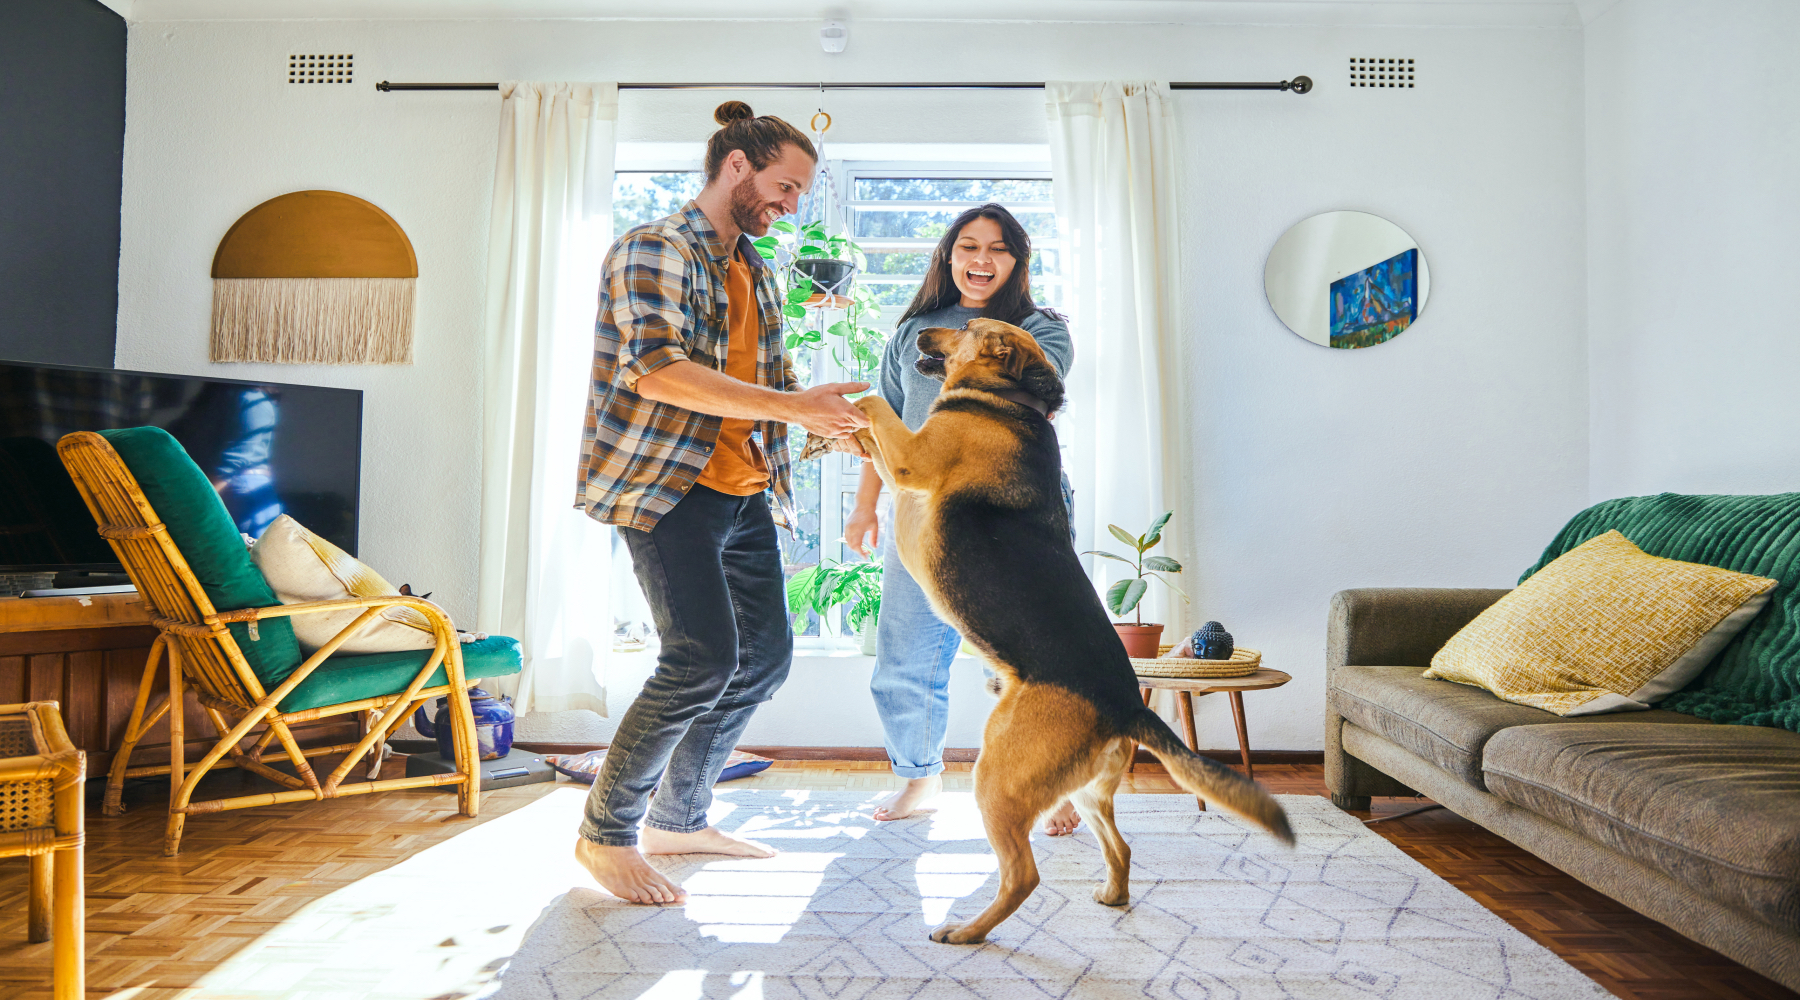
[1130,647,1261,678]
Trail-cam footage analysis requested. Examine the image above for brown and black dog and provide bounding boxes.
[848,317,1294,944]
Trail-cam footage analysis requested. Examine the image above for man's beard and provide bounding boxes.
[727,174,775,237]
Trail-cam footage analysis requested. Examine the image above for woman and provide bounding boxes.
[844,203,1081,834]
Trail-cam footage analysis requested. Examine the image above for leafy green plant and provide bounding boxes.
[786,556,884,636]
[753,220,887,381]
[1084,510,1187,624]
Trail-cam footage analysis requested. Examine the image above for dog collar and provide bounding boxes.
[990,388,1050,416]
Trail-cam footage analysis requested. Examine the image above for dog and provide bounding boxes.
[846,317,1294,944]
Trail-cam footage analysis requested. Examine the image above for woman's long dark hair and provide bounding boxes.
[898,204,1042,325]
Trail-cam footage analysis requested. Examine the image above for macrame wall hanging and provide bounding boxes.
[210,190,418,364]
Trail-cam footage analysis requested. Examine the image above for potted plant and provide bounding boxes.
[786,556,884,654]
[1085,510,1187,658]
[754,221,887,381]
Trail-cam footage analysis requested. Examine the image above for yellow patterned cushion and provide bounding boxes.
[1425,530,1777,715]
[250,514,436,654]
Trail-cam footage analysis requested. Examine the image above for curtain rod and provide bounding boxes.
[374,78,1313,94]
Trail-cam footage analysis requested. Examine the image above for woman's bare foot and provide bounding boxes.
[873,774,942,821]
[574,837,686,904]
[641,825,777,859]
[1042,800,1082,836]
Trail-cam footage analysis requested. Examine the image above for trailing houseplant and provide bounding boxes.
[753,220,887,381]
[786,555,884,653]
[1085,510,1187,657]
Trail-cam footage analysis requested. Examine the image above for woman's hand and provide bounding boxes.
[845,503,880,558]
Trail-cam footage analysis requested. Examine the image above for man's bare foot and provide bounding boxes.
[873,774,942,821]
[641,825,777,859]
[1042,800,1082,836]
[574,837,686,905]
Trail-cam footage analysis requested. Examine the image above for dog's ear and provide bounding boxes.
[1020,362,1065,415]
[981,332,1029,380]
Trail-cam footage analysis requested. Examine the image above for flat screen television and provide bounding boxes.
[0,361,362,579]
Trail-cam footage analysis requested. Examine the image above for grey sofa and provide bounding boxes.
[1325,588,1800,991]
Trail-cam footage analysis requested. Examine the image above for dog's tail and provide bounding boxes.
[1123,710,1294,846]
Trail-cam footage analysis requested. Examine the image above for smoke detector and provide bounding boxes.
[820,21,848,54]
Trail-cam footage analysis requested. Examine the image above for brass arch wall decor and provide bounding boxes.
[210,190,418,364]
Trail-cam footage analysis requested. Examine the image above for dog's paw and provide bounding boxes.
[929,921,986,945]
[1093,883,1129,907]
[796,433,836,461]
[853,395,895,419]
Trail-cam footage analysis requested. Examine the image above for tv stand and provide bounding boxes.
[0,593,359,783]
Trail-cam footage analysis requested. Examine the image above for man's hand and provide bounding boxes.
[786,382,871,439]
[844,504,880,557]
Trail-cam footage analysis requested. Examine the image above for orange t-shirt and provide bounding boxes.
[694,253,771,496]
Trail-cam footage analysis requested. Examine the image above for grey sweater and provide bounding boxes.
[877,304,1074,430]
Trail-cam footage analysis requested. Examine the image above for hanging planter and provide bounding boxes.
[747,109,887,380]
[792,257,858,309]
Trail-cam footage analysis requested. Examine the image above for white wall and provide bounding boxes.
[1586,0,1800,500]
[118,13,1589,751]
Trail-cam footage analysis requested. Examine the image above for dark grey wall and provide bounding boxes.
[0,0,126,369]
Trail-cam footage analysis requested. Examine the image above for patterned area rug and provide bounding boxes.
[497,791,1608,1000]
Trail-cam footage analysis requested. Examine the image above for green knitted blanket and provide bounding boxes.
[1522,492,1800,731]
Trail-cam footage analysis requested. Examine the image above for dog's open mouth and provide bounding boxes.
[914,354,948,380]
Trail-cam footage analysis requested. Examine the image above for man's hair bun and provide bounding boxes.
[714,101,756,125]
[702,103,815,181]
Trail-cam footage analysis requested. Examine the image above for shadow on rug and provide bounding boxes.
[497,792,1606,999]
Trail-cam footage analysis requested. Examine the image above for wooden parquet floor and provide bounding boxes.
[0,758,1792,1000]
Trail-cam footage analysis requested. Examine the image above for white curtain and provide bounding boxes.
[1047,82,1190,641]
[477,82,618,714]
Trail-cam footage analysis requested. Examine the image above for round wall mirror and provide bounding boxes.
[1264,211,1430,349]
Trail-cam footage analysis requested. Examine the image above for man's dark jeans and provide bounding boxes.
[579,484,793,846]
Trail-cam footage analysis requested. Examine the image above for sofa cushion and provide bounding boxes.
[1331,664,1708,789]
[1525,492,1800,731]
[278,634,523,713]
[1427,530,1776,716]
[1483,723,1800,933]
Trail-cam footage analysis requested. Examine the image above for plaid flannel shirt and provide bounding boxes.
[575,201,802,532]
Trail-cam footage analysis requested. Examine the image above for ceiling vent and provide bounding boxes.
[1349,57,1414,89]
[289,54,354,85]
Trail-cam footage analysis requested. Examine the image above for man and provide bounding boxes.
[572,104,868,905]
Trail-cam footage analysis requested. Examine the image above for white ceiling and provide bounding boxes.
[95,0,1618,29]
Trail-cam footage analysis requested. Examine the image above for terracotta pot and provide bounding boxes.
[1113,623,1165,658]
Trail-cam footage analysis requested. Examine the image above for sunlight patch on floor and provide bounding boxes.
[916,850,998,926]
[685,852,843,943]
[187,785,596,1000]
[179,787,1003,1000]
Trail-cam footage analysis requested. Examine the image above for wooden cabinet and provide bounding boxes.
[0,594,357,780]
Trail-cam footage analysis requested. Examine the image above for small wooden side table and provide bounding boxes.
[1133,668,1293,809]
[0,701,85,1000]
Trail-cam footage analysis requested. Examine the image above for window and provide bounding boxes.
[612,171,703,233]
[603,163,1062,646]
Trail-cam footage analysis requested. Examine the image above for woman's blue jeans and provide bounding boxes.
[870,535,962,778]
[870,472,1075,778]
[578,485,793,846]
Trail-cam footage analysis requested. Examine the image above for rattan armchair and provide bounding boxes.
[57,430,487,855]
[0,701,85,1000]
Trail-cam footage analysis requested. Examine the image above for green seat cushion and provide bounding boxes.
[1524,492,1800,731]
[99,427,303,686]
[279,634,523,713]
